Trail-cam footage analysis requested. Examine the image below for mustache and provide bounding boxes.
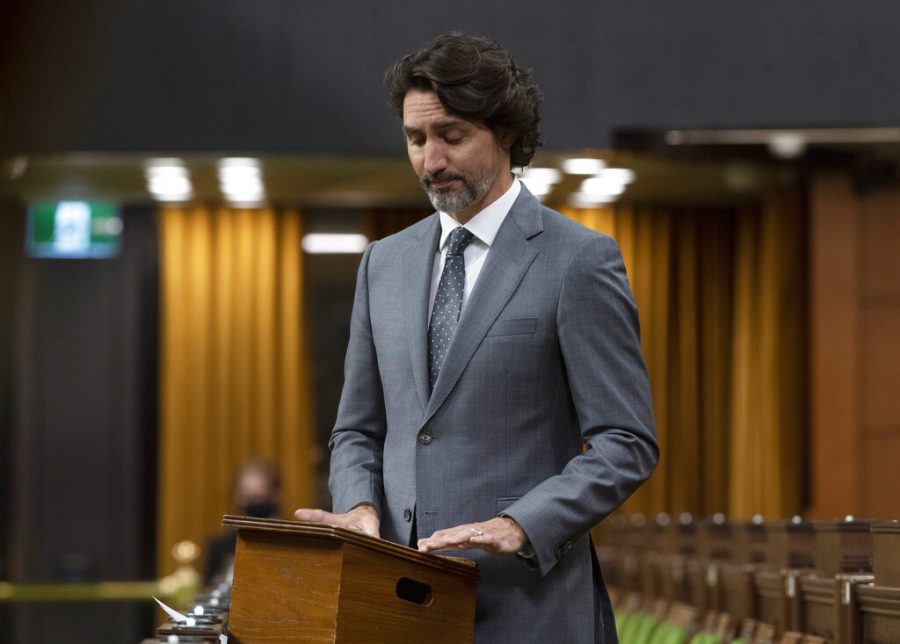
[421,173,463,189]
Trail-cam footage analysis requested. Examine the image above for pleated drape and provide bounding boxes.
[157,206,314,575]
[564,191,806,519]
[726,191,807,517]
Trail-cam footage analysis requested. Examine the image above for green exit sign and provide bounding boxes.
[27,200,123,259]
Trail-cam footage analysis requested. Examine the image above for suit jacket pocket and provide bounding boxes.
[486,317,537,337]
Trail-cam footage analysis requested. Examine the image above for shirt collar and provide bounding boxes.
[437,178,521,250]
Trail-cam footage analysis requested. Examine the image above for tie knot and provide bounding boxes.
[447,227,474,256]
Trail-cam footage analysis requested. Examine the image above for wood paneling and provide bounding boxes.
[810,172,900,521]
[809,173,861,518]
[863,434,900,519]
[863,308,900,428]
[863,190,900,300]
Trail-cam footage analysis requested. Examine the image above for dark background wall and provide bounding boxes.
[0,202,21,583]
[0,202,20,636]
[2,205,159,642]
[2,0,900,156]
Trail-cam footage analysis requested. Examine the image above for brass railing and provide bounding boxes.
[0,539,201,609]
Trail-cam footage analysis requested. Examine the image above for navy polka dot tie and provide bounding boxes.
[428,227,474,390]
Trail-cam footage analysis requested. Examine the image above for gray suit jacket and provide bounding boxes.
[329,187,658,643]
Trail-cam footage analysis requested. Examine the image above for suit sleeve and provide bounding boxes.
[502,234,659,576]
[328,242,388,518]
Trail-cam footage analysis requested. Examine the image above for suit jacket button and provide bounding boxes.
[403,508,413,522]
[556,541,573,559]
[418,433,432,445]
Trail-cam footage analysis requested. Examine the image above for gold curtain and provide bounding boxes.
[158,206,315,575]
[564,192,806,519]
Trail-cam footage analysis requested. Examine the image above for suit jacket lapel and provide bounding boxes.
[404,214,441,413]
[423,187,544,424]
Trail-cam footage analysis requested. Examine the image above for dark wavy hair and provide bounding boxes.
[385,32,543,169]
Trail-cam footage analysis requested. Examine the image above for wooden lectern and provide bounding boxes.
[222,516,480,643]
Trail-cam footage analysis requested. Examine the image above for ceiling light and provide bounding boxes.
[301,233,369,254]
[562,158,606,175]
[145,159,193,202]
[568,192,617,208]
[518,167,563,199]
[218,157,266,206]
[521,180,554,197]
[579,176,626,197]
[767,133,807,159]
[599,168,636,184]
[519,167,563,184]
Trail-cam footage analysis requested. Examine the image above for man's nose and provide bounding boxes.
[422,141,448,175]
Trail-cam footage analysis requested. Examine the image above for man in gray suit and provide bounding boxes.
[296,32,658,643]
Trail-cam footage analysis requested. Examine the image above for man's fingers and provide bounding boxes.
[294,508,335,523]
[293,507,381,538]
[418,524,483,552]
[345,505,381,538]
[418,518,526,555]
[294,507,360,531]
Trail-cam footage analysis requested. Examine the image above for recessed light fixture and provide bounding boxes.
[767,133,807,159]
[218,157,266,206]
[579,176,626,198]
[520,167,563,184]
[562,158,606,175]
[567,167,637,207]
[568,192,617,208]
[301,233,369,254]
[145,158,193,202]
[598,168,636,185]
[518,167,563,198]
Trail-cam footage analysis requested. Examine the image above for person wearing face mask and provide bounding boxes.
[203,458,282,586]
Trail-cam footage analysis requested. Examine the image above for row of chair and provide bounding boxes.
[595,514,900,644]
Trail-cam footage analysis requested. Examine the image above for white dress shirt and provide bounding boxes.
[428,179,522,320]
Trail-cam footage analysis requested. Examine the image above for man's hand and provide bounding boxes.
[417,516,528,555]
[294,503,380,538]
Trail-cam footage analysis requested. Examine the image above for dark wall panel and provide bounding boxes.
[6,205,158,642]
[0,202,24,583]
[2,0,900,155]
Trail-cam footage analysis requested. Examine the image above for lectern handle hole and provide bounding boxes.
[396,577,433,606]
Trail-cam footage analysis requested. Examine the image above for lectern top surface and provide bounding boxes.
[222,515,480,580]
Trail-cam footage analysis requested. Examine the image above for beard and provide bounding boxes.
[419,162,500,215]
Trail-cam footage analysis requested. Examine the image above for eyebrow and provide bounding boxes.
[402,118,470,136]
